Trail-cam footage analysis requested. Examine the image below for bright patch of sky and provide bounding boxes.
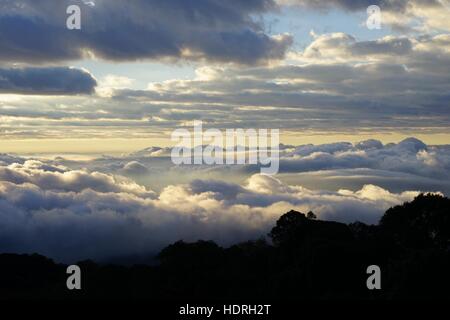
[266,6,390,47]
[71,60,196,90]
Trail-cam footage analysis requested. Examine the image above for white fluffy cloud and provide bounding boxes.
[280,138,439,172]
[0,160,154,197]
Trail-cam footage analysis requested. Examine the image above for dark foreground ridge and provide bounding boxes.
[0,193,449,300]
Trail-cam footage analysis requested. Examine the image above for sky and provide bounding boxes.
[0,0,449,262]
[0,0,449,154]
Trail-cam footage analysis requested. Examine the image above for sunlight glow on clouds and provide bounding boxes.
[0,155,422,262]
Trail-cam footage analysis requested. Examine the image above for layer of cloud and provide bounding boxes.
[89,137,450,198]
[0,67,97,95]
[0,155,422,263]
[0,0,292,65]
[279,138,450,179]
[1,30,448,138]
[1,138,447,262]
[51,137,450,195]
[0,2,448,139]
[104,32,450,131]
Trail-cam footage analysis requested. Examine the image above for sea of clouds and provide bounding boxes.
[0,137,449,263]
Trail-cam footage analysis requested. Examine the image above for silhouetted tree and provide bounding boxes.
[306,211,317,220]
[268,210,353,249]
[268,210,309,247]
[380,193,450,249]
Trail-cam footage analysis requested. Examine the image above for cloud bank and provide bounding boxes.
[0,145,431,263]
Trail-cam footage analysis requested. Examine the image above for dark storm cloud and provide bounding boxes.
[0,0,292,64]
[0,67,97,95]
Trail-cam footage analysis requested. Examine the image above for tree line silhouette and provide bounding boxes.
[0,193,449,300]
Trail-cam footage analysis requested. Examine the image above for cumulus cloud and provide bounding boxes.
[300,33,414,61]
[0,151,427,263]
[120,161,149,176]
[0,160,155,197]
[278,138,450,181]
[0,0,292,65]
[63,137,450,194]
[0,67,97,95]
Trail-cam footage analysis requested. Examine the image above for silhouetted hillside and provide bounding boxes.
[0,193,449,300]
